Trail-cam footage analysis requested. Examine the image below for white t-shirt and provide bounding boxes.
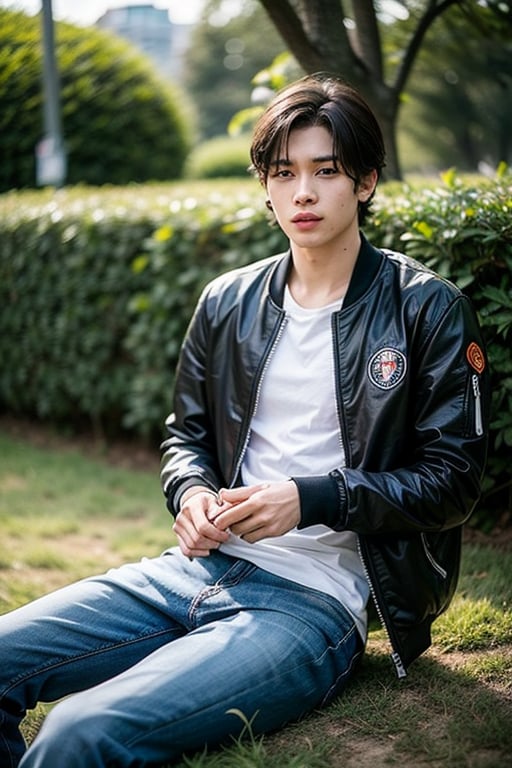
[220,286,369,639]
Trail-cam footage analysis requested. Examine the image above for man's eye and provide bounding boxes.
[318,166,338,175]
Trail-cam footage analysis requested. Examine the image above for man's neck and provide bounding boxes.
[288,234,361,309]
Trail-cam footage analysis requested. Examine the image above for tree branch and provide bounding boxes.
[350,0,383,79]
[258,0,365,78]
[257,0,324,71]
[393,0,461,96]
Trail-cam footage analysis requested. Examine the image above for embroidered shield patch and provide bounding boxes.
[367,348,407,390]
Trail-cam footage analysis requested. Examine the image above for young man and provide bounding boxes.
[0,75,489,767]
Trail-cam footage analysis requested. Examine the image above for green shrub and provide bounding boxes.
[0,182,286,441]
[0,172,510,526]
[184,135,252,179]
[0,8,192,191]
[0,191,159,433]
[365,167,512,525]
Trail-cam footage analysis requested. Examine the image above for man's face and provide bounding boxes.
[265,125,375,257]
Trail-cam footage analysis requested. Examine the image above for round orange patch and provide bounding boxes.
[466,342,485,374]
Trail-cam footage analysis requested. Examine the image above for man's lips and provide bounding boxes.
[291,213,321,222]
[291,212,322,230]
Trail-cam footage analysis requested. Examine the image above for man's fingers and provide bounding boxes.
[173,498,229,558]
[218,484,269,504]
[175,534,213,559]
[213,484,270,530]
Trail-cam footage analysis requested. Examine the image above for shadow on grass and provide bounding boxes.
[308,643,512,768]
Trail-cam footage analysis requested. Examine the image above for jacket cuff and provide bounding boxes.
[292,473,347,530]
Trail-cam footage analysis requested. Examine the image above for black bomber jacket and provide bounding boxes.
[161,235,490,677]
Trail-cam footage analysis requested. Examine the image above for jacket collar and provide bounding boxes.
[269,233,384,309]
[345,233,384,307]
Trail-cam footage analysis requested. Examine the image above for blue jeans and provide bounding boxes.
[0,549,363,767]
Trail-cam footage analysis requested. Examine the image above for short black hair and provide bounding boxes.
[250,74,386,225]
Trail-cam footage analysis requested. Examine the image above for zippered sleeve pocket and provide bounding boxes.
[463,372,484,438]
[421,533,448,579]
[472,374,484,436]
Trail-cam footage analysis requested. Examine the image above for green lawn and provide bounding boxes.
[1,424,511,767]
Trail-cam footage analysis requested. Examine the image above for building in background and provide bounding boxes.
[97,4,191,82]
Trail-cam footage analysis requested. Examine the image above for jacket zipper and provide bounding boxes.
[229,312,288,486]
[357,538,408,679]
[472,374,483,437]
[332,315,407,678]
[331,315,351,466]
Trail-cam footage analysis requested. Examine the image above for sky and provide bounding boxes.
[0,0,206,25]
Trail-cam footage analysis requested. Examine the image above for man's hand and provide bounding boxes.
[211,481,300,543]
[173,486,230,558]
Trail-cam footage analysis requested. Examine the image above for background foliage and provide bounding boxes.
[185,0,512,178]
[0,174,510,526]
[0,8,192,191]
[183,0,284,140]
[184,135,252,179]
[395,4,512,172]
[2,2,510,192]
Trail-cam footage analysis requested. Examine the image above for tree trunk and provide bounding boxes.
[363,83,402,180]
[378,110,401,181]
[258,0,403,178]
[256,0,466,181]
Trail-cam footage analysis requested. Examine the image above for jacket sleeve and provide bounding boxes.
[295,293,490,535]
[160,286,224,517]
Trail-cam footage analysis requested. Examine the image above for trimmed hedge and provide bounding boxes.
[0,8,191,190]
[0,173,510,524]
[0,182,286,438]
[185,135,252,179]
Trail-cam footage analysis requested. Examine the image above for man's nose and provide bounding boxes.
[293,177,317,205]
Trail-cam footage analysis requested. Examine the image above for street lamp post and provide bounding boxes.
[36,0,66,186]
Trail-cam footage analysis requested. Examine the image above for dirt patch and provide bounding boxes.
[329,736,396,768]
[0,472,28,492]
[463,520,512,552]
[0,414,160,473]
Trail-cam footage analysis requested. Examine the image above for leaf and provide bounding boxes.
[154,225,174,242]
[496,161,509,179]
[228,106,264,137]
[440,167,458,189]
[131,255,148,274]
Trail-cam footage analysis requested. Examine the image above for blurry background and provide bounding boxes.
[1,0,511,189]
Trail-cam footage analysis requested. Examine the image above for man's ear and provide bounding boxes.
[357,169,378,202]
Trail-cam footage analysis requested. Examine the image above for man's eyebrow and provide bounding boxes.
[269,155,337,167]
[312,155,338,163]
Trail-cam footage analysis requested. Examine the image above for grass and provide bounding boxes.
[0,425,169,611]
[0,422,511,768]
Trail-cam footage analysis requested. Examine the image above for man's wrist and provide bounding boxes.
[180,485,218,509]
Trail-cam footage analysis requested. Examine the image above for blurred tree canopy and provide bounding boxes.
[254,0,512,178]
[398,6,512,172]
[0,8,193,191]
[183,0,288,139]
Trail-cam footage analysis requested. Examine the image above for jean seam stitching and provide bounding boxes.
[0,626,177,699]
[188,559,257,625]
